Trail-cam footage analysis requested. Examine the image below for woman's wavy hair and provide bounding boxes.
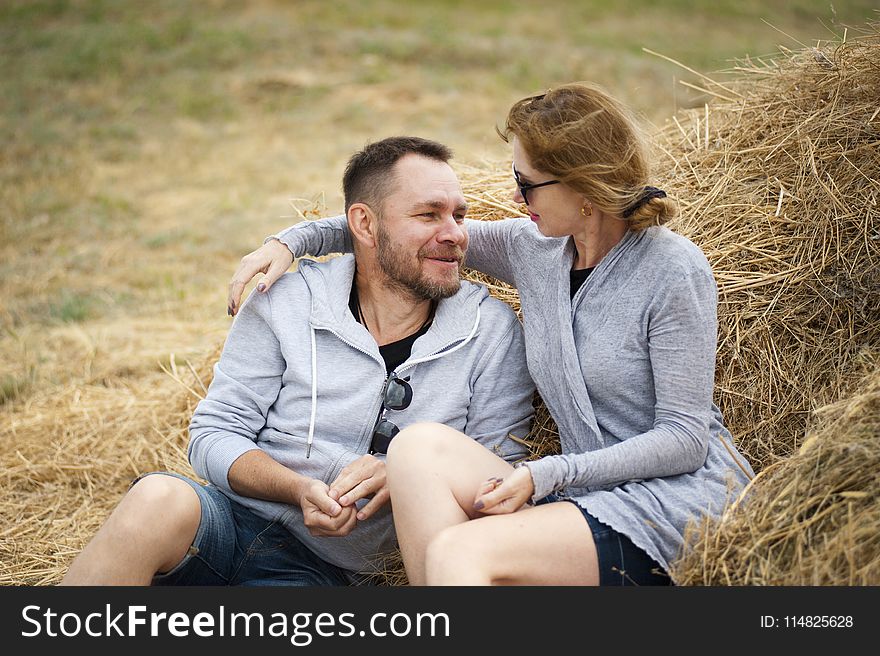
[499,82,677,230]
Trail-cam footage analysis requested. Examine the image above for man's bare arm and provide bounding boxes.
[228,450,357,537]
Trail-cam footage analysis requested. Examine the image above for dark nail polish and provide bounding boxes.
[257,283,266,292]
[473,500,484,511]
[227,307,233,316]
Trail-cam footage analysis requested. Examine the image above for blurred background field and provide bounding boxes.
[1,0,878,584]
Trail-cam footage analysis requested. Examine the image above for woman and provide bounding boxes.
[227,82,754,585]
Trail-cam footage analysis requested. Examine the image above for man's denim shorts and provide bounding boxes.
[138,472,351,586]
[537,494,673,586]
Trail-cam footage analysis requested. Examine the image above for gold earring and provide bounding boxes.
[581,205,592,217]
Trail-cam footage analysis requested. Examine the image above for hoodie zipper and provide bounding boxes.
[312,305,481,457]
[312,324,392,454]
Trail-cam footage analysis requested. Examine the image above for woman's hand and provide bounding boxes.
[227,239,294,316]
[472,465,535,515]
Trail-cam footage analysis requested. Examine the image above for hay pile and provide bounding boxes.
[671,366,880,585]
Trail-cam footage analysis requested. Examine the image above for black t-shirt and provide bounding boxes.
[349,283,433,373]
[570,266,595,299]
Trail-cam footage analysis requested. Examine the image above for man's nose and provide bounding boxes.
[436,214,467,244]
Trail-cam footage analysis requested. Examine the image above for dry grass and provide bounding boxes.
[0,329,217,585]
[671,365,880,585]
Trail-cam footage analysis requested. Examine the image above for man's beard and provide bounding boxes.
[376,223,463,301]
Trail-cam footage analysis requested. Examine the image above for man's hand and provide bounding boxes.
[328,454,389,521]
[299,478,358,537]
[228,239,294,316]
[472,465,535,515]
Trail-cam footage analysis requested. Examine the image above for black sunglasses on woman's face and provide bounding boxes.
[512,164,560,206]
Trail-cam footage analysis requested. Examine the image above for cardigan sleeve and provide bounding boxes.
[458,218,526,287]
[269,216,527,288]
[524,267,718,499]
[270,214,352,256]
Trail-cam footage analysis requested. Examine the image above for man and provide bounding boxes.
[61,136,534,585]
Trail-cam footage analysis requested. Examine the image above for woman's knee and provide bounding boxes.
[387,422,468,470]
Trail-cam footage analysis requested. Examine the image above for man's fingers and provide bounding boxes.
[306,508,344,533]
[308,506,358,537]
[338,478,382,507]
[355,488,390,521]
[337,508,359,534]
[329,455,382,503]
[322,505,356,531]
[329,469,362,502]
[307,492,342,517]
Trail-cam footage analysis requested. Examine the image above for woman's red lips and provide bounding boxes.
[529,212,540,222]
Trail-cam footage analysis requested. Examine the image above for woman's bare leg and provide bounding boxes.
[425,502,600,585]
[385,422,515,586]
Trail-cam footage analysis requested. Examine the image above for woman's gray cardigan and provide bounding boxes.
[274,216,755,574]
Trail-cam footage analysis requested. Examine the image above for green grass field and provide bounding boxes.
[1,0,877,403]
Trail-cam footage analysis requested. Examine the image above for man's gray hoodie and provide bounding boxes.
[188,254,534,574]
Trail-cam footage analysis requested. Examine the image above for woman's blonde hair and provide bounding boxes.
[500,82,677,230]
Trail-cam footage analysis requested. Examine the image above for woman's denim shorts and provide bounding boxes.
[537,494,673,586]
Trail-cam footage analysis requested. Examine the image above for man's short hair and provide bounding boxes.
[343,136,453,215]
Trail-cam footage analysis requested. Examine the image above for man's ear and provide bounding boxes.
[347,203,378,249]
